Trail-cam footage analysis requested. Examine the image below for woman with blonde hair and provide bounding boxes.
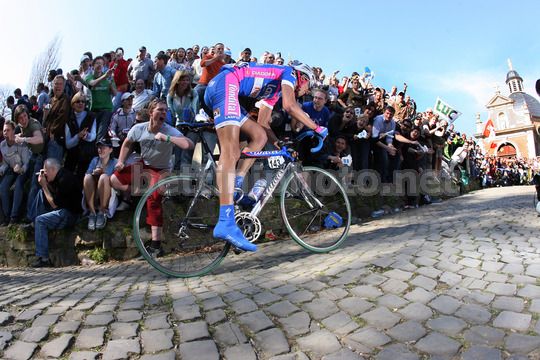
[167,70,210,169]
[167,70,198,126]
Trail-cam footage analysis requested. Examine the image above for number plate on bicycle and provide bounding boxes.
[268,156,285,169]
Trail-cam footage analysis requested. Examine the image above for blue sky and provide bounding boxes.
[2,0,539,136]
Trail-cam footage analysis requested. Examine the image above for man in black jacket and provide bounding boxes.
[29,158,82,267]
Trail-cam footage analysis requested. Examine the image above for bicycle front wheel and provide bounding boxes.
[280,166,351,253]
[133,175,230,277]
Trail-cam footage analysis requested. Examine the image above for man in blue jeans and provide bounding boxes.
[13,104,45,223]
[28,158,82,267]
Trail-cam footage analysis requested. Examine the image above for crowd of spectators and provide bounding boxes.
[0,42,538,265]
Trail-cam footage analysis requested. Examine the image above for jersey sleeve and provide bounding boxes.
[260,92,281,109]
[280,66,297,89]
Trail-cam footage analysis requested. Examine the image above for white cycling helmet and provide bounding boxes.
[290,60,316,88]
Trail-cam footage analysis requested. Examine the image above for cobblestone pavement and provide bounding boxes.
[1,186,539,359]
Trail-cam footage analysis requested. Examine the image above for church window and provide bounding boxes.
[497,112,508,130]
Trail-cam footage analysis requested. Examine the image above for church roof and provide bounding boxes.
[509,92,540,117]
[506,69,523,83]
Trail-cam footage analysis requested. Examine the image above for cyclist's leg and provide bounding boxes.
[236,117,267,179]
[205,73,256,251]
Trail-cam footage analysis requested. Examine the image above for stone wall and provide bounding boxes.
[0,179,481,268]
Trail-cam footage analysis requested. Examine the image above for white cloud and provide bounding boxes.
[423,69,501,111]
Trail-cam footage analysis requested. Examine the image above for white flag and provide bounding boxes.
[434,97,462,123]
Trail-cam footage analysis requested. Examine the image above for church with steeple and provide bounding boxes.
[475,60,540,159]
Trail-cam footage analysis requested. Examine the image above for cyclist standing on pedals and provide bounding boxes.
[204,60,328,252]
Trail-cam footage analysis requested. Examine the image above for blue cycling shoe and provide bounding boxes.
[214,221,257,252]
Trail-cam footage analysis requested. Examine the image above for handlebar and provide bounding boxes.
[176,122,214,132]
[295,130,325,153]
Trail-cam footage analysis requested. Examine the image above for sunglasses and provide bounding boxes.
[74,100,86,104]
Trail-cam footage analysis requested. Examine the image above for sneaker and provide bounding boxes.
[88,213,96,231]
[146,245,164,258]
[95,212,107,230]
[31,257,52,268]
[116,201,130,211]
[214,221,257,252]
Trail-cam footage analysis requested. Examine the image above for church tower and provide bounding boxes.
[506,59,524,94]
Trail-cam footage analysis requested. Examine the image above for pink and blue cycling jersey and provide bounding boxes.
[204,63,297,129]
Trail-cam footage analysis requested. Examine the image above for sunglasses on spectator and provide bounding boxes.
[344,110,354,114]
[74,100,86,104]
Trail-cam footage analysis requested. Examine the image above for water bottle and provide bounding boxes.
[248,179,267,203]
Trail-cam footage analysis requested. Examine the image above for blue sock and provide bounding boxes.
[215,204,257,252]
[234,175,244,189]
[218,204,235,223]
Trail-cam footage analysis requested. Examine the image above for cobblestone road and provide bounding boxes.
[1,186,539,359]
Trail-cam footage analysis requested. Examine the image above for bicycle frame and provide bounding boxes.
[241,150,324,219]
[176,126,219,238]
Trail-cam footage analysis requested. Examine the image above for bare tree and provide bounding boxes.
[0,85,13,119]
[26,35,62,95]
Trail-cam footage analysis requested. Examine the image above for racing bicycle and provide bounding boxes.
[133,122,351,277]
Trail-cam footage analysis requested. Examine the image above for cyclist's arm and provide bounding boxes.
[281,85,318,131]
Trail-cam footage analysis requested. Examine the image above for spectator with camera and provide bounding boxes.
[86,56,117,141]
[0,120,31,225]
[28,158,82,267]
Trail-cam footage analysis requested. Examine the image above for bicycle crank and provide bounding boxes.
[235,212,262,243]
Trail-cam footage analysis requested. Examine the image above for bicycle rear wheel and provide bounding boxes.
[280,166,351,253]
[133,175,230,277]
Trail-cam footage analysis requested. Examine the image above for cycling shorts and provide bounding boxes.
[204,71,249,129]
